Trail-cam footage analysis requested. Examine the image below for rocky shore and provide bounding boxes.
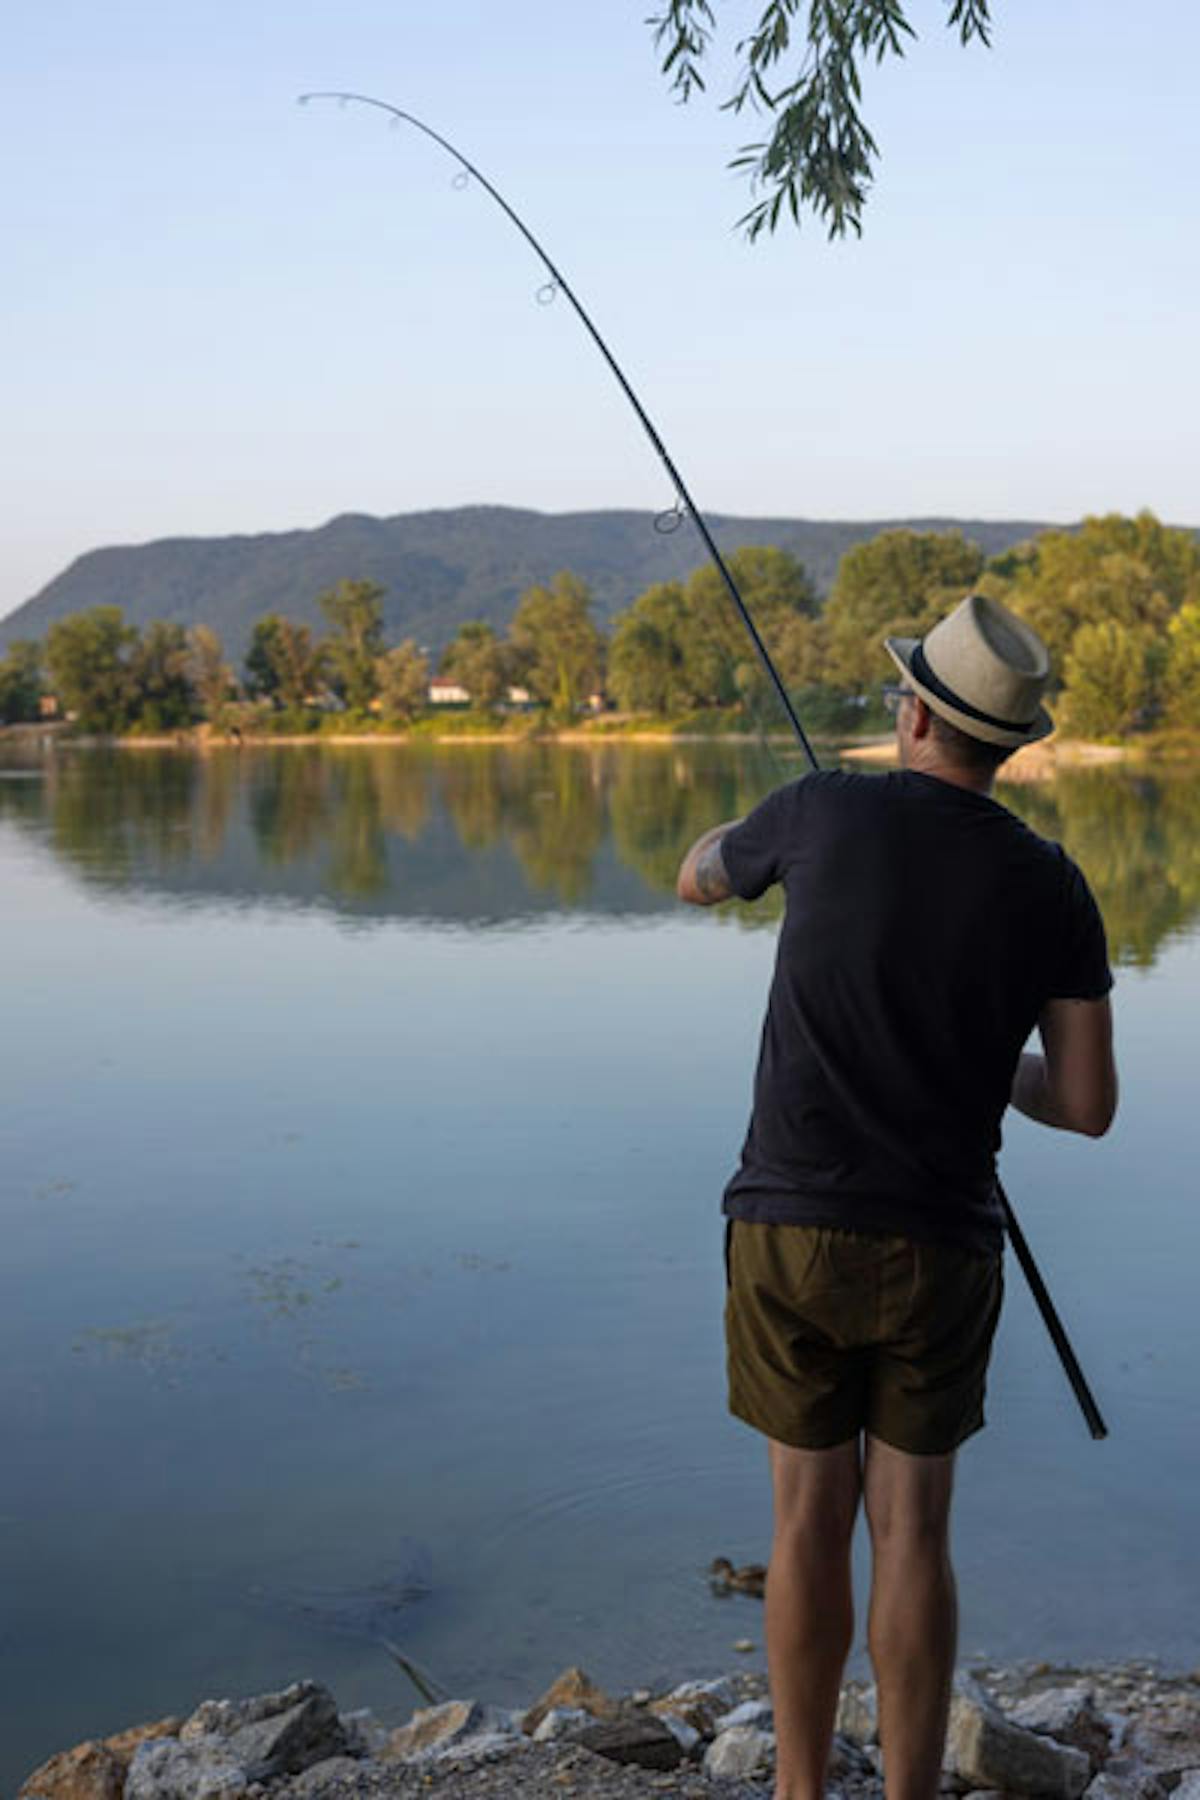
[19,1659,1200,1800]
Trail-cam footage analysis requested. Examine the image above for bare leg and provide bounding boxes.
[863,1436,958,1800]
[767,1437,862,1800]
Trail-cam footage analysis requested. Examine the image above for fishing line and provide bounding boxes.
[299,92,1106,1440]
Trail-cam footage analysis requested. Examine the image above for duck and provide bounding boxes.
[709,1557,768,1598]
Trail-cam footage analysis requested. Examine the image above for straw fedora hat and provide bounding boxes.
[885,593,1054,748]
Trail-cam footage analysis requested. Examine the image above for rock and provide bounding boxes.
[437,1729,528,1768]
[1082,1761,1168,1800]
[1173,1773,1200,1800]
[384,1699,520,1763]
[1126,1695,1200,1775]
[703,1724,775,1781]
[650,1678,737,1737]
[16,1740,125,1800]
[1086,1756,1165,1800]
[180,1681,347,1780]
[124,1736,250,1800]
[714,1699,774,1733]
[1105,1714,1134,1756]
[106,1719,184,1762]
[656,1714,703,1757]
[532,1707,596,1744]
[285,1756,369,1797]
[18,1719,184,1800]
[664,1678,739,1710]
[829,1733,877,1780]
[837,1683,879,1744]
[1011,1686,1113,1771]
[337,1708,387,1759]
[522,1668,618,1737]
[384,1699,479,1760]
[947,1677,1091,1799]
[577,1715,684,1771]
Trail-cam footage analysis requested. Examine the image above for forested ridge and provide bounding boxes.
[4,513,1200,742]
[0,506,1049,660]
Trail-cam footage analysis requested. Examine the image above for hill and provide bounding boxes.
[0,505,1055,659]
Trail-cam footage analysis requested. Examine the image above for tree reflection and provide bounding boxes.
[369,749,432,843]
[43,751,199,883]
[609,742,788,925]
[0,762,48,829]
[325,752,389,900]
[196,749,237,861]
[503,748,606,905]
[246,749,433,899]
[3,741,1198,957]
[437,747,509,852]
[437,746,607,903]
[248,749,332,868]
[999,767,1200,968]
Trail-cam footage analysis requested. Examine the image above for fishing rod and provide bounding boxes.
[299,90,817,770]
[299,91,1107,1440]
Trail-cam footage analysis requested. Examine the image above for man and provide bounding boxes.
[677,593,1116,1800]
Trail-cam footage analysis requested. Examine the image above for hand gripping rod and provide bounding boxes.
[301,92,1107,1439]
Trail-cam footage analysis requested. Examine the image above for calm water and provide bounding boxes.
[2,741,1198,1787]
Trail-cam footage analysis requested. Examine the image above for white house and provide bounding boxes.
[427,678,470,706]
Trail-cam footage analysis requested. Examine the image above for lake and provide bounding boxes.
[2,739,1198,1789]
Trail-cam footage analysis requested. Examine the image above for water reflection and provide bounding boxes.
[1,741,1198,962]
[997,767,1200,966]
[46,750,202,883]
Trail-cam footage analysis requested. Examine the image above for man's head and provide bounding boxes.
[885,594,1052,784]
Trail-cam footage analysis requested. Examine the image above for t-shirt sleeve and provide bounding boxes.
[1051,857,1113,1000]
[719,782,802,901]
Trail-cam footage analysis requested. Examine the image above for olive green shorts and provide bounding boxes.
[725,1220,1003,1456]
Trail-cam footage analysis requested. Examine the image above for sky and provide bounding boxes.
[3,0,1198,622]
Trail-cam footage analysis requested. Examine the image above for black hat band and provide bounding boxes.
[911,643,1038,733]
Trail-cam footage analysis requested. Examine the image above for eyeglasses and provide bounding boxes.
[882,684,915,716]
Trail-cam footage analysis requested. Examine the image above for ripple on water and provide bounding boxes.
[246,1539,435,1642]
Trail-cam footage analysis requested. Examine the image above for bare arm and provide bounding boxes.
[1010,996,1117,1138]
[676,820,741,907]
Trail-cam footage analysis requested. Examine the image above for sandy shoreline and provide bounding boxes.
[0,721,1163,776]
[838,737,1135,781]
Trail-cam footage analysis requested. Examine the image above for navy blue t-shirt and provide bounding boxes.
[720,769,1112,1254]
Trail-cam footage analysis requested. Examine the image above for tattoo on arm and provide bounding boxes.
[694,838,733,902]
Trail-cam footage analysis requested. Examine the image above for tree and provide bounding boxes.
[318,578,385,712]
[995,513,1199,680]
[820,529,984,691]
[378,640,430,720]
[45,606,139,733]
[186,625,237,722]
[1061,621,1153,740]
[0,640,43,723]
[245,615,326,711]
[682,545,819,707]
[129,620,194,730]
[1163,603,1200,731]
[649,0,995,238]
[245,616,286,702]
[440,620,511,711]
[607,582,692,713]
[607,547,817,715]
[509,572,604,718]
[771,610,825,689]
